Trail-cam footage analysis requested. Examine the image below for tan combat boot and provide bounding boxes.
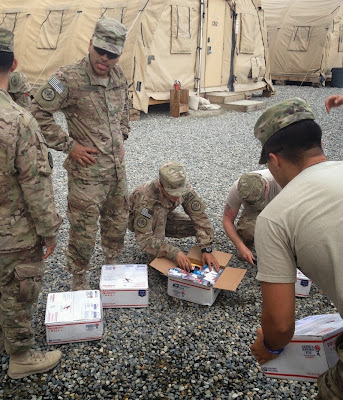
[8,349,62,379]
[72,273,90,291]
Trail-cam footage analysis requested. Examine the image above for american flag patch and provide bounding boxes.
[141,208,153,219]
[48,76,66,94]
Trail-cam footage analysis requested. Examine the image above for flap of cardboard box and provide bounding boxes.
[213,267,246,291]
[187,246,232,266]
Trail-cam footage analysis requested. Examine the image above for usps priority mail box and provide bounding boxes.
[45,290,103,345]
[295,268,312,297]
[100,264,149,308]
[262,314,343,382]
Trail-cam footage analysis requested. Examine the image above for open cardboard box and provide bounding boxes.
[150,246,246,306]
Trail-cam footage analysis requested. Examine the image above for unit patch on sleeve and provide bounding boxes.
[191,201,201,211]
[10,74,19,87]
[41,87,55,101]
[136,217,147,228]
[48,76,66,94]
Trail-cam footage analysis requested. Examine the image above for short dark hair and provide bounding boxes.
[0,51,14,73]
[261,119,323,164]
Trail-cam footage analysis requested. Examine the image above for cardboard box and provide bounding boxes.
[295,268,312,297]
[100,264,149,308]
[150,247,246,306]
[262,314,343,382]
[45,290,103,345]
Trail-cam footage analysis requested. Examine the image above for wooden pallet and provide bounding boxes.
[223,100,266,112]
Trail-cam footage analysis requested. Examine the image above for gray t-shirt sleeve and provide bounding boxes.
[225,179,242,210]
[255,215,297,283]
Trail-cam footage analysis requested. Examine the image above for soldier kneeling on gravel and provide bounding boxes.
[223,170,281,266]
[0,28,62,379]
[129,161,220,272]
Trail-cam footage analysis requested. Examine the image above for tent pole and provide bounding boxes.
[197,0,205,96]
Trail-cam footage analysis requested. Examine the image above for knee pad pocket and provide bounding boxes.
[14,261,45,303]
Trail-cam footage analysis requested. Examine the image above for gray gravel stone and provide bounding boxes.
[2,85,340,399]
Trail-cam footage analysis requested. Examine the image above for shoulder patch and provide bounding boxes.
[183,192,195,205]
[183,192,206,215]
[41,87,55,101]
[10,74,19,87]
[136,217,148,228]
[48,76,66,94]
[140,207,153,219]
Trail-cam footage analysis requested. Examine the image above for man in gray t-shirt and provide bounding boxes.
[222,169,280,265]
[250,97,343,399]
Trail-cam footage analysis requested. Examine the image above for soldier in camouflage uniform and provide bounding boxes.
[8,70,33,109]
[0,28,62,379]
[31,18,130,290]
[249,98,343,399]
[223,170,281,266]
[129,161,220,272]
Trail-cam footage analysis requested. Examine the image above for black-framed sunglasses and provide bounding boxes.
[93,46,120,60]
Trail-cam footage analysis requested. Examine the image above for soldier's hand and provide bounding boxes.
[237,242,256,266]
[250,327,280,365]
[42,244,56,260]
[201,253,220,272]
[325,95,343,113]
[176,251,192,272]
[70,142,99,167]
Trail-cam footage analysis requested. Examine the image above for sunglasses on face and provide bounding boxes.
[93,46,120,60]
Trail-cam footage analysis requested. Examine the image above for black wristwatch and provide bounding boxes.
[201,247,212,254]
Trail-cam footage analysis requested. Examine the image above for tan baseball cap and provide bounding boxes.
[0,27,14,53]
[92,17,127,55]
[159,161,188,197]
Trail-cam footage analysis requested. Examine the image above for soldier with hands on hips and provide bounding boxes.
[31,17,130,290]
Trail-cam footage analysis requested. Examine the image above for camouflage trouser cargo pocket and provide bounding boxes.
[317,332,343,399]
[14,261,46,303]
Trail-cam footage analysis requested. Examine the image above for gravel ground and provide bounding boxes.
[1,84,342,399]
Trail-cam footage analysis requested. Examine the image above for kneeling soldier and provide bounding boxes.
[129,161,220,271]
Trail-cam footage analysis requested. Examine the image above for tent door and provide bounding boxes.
[203,0,226,87]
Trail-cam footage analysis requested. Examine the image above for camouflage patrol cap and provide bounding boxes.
[92,17,127,55]
[159,161,188,197]
[254,97,315,164]
[0,28,14,53]
[238,173,265,205]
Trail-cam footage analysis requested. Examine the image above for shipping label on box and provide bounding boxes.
[45,290,103,345]
[100,264,149,308]
[262,314,343,382]
[295,268,312,297]
[150,246,246,306]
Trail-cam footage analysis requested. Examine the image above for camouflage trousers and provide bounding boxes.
[66,168,128,275]
[165,211,197,238]
[316,332,343,399]
[236,209,261,249]
[0,244,44,355]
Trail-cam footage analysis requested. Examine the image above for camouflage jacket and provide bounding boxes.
[8,71,33,109]
[128,180,214,260]
[0,89,62,253]
[30,56,130,181]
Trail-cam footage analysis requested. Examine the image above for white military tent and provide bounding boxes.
[263,0,343,85]
[1,0,273,112]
